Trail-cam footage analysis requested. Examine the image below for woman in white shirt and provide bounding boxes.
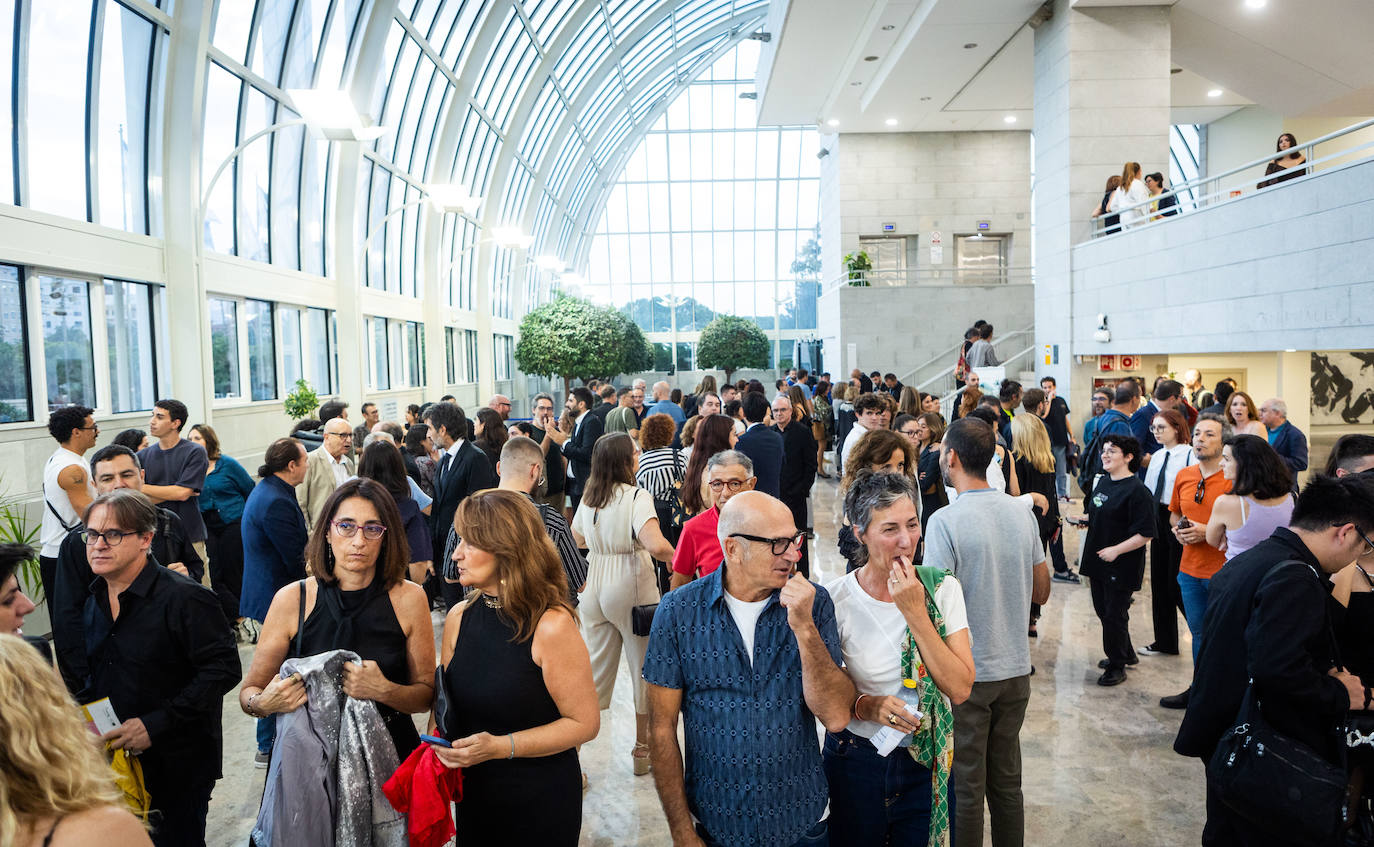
[824,470,975,847]
[1107,161,1150,230]
[1139,408,1194,657]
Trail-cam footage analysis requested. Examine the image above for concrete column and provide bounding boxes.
[1033,0,1172,407]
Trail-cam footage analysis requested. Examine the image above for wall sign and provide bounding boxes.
[882,222,895,232]
[1119,355,1140,370]
[1098,354,1116,372]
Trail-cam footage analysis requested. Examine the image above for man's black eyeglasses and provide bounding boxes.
[1194,478,1207,504]
[82,528,139,547]
[728,532,805,556]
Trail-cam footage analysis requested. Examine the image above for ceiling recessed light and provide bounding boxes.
[1207,88,1223,97]
[826,118,840,127]
[963,43,977,49]
[850,81,862,86]
[885,118,898,126]
[881,24,895,31]
[919,96,931,102]
[864,55,880,62]
[1244,0,1266,8]
[1003,115,1017,124]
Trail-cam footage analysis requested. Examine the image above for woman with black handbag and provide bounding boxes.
[636,413,687,594]
[570,432,676,776]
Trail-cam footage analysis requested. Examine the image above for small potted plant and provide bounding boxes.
[844,250,872,286]
[284,378,320,421]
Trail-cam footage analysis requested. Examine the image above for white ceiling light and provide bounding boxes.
[1244,0,1266,8]
[492,226,533,249]
[286,89,386,141]
[826,118,840,127]
[560,272,584,288]
[535,254,564,270]
[424,184,480,214]
[1207,88,1223,98]
[1003,115,1017,124]
[884,118,898,127]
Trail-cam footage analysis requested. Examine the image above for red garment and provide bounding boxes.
[672,505,723,577]
[382,743,463,847]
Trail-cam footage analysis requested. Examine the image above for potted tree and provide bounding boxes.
[696,315,770,385]
[843,250,872,286]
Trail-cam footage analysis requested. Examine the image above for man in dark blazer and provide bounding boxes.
[772,393,818,576]
[736,391,783,499]
[424,402,498,608]
[1259,397,1308,491]
[550,387,603,513]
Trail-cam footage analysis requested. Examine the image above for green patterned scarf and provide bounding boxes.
[900,565,955,847]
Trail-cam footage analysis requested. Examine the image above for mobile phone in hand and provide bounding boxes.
[1177,516,1192,529]
[419,734,452,748]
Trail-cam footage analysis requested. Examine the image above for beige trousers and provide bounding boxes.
[580,551,657,715]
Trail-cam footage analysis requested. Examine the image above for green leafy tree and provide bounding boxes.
[283,378,320,420]
[614,312,653,376]
[696,315,770,384]
[515,295,626,395]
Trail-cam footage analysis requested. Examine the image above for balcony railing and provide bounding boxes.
[1089,117,1374,239]
[824,266,1033,294]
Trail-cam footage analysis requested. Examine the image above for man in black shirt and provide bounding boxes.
[82,489,239,847]
[1039,377,1073,499]
[51,445,205,696]
[772,394,818,577]
[528,392,568,510]
[1175,474,1374,845]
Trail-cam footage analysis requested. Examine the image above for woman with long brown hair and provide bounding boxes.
[239,478,436,761]
[898,385,921,418]
[1108,161,1149,230]
[473,407,508,476]
[679,414,738,514]
[570,432,675,774]
[1227,390,1267,437]
[434,489,599,844]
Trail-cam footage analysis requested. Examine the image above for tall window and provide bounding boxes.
[369,316,390,390]
[209,298,240,400]
[245,299,276,401]
[0,265,31,422]
[585,41,822,356]
[103,280,157,413]
[20,0,167,234]
[39,276,96,413]
[280,305,337,396]
[493,334,513,381]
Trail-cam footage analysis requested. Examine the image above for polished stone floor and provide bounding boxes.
[206,474,1206,845]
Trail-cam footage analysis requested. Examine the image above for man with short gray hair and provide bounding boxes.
[669,450,755,590]
[296,416,355,528]
[1259,397,1308,486]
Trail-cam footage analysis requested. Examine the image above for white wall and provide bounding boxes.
[1205,107,1374,191]
[1070,155,1374,354]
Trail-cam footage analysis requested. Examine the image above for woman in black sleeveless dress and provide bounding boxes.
[238,478,436,762]
[432,489,600,845]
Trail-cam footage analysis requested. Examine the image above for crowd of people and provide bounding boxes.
[1,362,1370,846]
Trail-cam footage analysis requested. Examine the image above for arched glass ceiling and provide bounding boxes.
[583,40,821,369]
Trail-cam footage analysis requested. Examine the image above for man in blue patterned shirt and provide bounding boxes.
[643,492,855,847]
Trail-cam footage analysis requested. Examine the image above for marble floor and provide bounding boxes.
[206,474,1207,845]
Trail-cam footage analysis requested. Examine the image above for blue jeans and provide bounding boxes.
[697,819,827,847]
[256,714,276,754]
[1177,572,1211,663]
[823,729,953,847]
[1052,445,1069,498]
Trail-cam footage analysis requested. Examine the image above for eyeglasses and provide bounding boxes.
[77,424,100,433]
[1342,524,1374,557]
[729,531,806,556]
[331,520,387,540]
[707,478,752,492]
[1149,423,1169,432]
[900,429,921,439]
[323,431,348,440]
[1194,478,1207,504]
[82,528,139,547]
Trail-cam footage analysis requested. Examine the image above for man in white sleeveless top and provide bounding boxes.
[39,404,98,600]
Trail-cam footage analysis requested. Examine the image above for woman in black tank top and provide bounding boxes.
[237,479,436,762]
[433,489,600,845]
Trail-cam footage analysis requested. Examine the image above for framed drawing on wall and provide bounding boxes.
[1312,351,1374,424]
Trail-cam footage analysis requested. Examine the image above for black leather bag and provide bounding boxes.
[627,488,660,637]
[1208,684,1349,845]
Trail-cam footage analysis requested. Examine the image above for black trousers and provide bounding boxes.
[202,513,243,625]
[38,555,58,609]
[1089,576,1136,670]
[1148,503,1186,653]
[142,759,213,847]
[782,495,811,578]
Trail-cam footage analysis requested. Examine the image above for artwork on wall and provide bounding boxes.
[1311,352,1374,424]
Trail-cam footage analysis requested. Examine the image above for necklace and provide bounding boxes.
[480,592,502,609]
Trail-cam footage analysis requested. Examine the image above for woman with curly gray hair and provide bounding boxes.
[823,470,975,847]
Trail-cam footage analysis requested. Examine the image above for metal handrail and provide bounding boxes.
[903,327,1034,390]
[935,343,1039,421]
[824,266,1033,294]
[1089,116,1374,238]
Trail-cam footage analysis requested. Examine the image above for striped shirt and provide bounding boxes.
[442,492,588,603]
[636,447,686,501]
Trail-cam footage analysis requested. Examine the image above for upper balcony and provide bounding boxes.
[1070,118,1374,355]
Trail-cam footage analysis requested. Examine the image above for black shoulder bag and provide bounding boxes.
[1207,561,1351,846]
[626,489,661,637]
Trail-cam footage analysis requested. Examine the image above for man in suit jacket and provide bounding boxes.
[1259,398,1309,490]
[736,391,783,499]
[772,394,818,576]
[424,402,498,608]
[548,387,603,513]
[296,417,354,530]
